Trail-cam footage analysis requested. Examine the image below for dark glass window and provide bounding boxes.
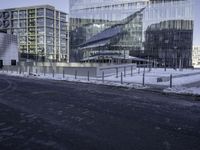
[37,8,44,17]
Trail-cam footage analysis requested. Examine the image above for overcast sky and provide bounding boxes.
[0,0,69,12]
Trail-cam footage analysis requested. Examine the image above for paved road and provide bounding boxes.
[0,74,200,150]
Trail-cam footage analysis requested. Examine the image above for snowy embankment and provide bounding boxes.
[1,68,200,96]
[164,87,200,96]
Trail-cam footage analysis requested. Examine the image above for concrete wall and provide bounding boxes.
[4,63,137,77]
[97,64,137,77]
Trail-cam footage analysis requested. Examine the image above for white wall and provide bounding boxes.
[0,32,19,65]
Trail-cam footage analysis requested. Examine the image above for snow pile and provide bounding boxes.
[164,87,200,96]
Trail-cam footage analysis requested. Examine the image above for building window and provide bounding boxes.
[11,20,18,28]
[46,18,54,27]
[60,13,66,21]
[28,9,36,18]
[11,60,17,66]
[37,35,44,44]
[19,19,26,27]
[12,11,18,19]
[37,27,44,35]
[19,10,26,19]
[37,18,44,26]
[47,36,54,44]
[28,18,36,26]
[37,8,44,17]
[60,22,66,31]
[46,9,54,18]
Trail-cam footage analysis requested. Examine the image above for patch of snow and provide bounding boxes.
[164,87,200,96]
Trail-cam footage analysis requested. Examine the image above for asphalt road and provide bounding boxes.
[0,74,200,150]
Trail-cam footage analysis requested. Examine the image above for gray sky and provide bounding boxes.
[0,0,69,12]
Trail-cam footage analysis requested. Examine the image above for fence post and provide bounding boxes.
[52,69,54,78]
[121,72,123,84]
[138,66,140,74]
[19,67,21,74]
[124,67,126,77]
[142,72,145,86]
[102,71,104,83]
[75,70,77,79]
[87,71,90,81]
[63,69,65,78]
[116,68,118,78]
[131,66,133,76]
[43,67,45,76]
[170,74,172,88]
[28,66,30,75]
[148,63,151,72]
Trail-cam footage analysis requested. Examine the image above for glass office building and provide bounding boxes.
[70,0,195,67]
[0,5,69,62]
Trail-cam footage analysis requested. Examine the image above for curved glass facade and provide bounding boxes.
[70,0,195,67]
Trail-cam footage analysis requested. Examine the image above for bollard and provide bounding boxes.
[36,69,38,74]
[87,71,90,81]
[124,67,126,77]
[131,66,133,76]
[121,72,123,84]
[170,74,173,88]
[102,71,104,83]
[138,67,140,74]
[75,70,77,79]
[148,63,151,72]
[142,72,145,86]
[150,64,152,72]
[63,69,65,78]
[44,67,46,76]
[19,67,21,74]
[116,68,118,78]
[52,69,54,78]
[29,67,30,75]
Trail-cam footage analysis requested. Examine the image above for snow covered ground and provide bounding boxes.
[1,67,200,96]
[106,68,200,86]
